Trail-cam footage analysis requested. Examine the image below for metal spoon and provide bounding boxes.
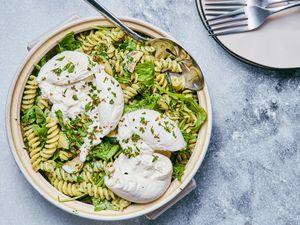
[84,0,205,91]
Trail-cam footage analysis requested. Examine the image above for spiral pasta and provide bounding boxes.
[58,151,73,161]
[176,151,191,164]
[112,198,131,210]
[77,28,125,54]
[155,58,182,73]
[21,75,38,111]
[154,73,168,89]
[79,182,116,200]
[187,132,198,151]
[171,76,185,92]
[51,168,93,183]
[36,96,50,110]
[40,160,56,172]
[26,126,42,171]
[83,160,113,173]
[50,176,83,197]
[123,83,141,103]
[41,117,60,160]
[136,45,156,54]
[140,54,155,63]
[182,89,198,100]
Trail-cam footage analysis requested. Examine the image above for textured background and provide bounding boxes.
[0,0,299,225]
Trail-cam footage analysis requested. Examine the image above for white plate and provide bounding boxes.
[196,0,300,69]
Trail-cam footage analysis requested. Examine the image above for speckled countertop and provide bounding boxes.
[0,1,299,225]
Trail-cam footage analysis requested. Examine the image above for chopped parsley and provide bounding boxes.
[52,67,62,76]
[72,95,78,101]
[131,134,140,142]
[63,62,75,73]
[85,102,93,112]
[152,155,159,162]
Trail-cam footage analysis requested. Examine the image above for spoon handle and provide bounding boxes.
[84,0,148,42]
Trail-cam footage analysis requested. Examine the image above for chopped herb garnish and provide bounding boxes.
[72,95,78,101]
[63,62,75,73]
[85,102,93,112]
[52,67,62,76]
[56,56,65,61]
[152,155,159,162]
[132,134,140,142]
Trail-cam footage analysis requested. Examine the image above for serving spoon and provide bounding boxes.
[84,0,205,91]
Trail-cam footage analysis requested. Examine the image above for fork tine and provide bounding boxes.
[206,8,245,22]
[206,13,224,16]
[205,7,241,11]
[210,22,247,32]
[208,16,247,27]
[210,26,249,36]
[205,1,245,7]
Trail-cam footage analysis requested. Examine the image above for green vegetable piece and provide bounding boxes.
[63,62,75,73]
[85,102,93,112]
[57,32,80,52]
[92,198,120,211]
[169,92,207,131]
[21,107,35,124]
[34,56,47,71]
[172,161,185,182]
[124,95,159,113]
[119,39,136,51]
[92,142,120,161]
[21,106,45,125]
[55,110,64,127]
[135,62,155,85]
[32,124,47,142]
[165,73,175,93]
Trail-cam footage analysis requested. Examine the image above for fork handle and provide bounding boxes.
[84,0,148,42]
[269,1,300,14]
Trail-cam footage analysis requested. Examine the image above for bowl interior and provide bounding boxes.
[7,17,212,220]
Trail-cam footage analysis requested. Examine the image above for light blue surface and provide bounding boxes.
[0,1,299,225]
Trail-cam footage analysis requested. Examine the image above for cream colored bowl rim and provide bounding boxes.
[6,16,212,221]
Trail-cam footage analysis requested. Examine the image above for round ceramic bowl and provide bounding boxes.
[6,16,212,221]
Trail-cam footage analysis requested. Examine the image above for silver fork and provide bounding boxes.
[207,2,300,36]
[205,0,299,16]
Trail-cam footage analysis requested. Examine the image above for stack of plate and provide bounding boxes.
[196,0,300,69]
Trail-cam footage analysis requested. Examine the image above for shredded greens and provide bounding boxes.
[21,106,46,124]
[135,62,155,86]
[124,95,160,113]
[57,32,80,52]
[118,39,137,51]
[172,160,185,182]
[88,141,120,162]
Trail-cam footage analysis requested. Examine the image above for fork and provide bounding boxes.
[206,2,300,36]
[205,0,299,16]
